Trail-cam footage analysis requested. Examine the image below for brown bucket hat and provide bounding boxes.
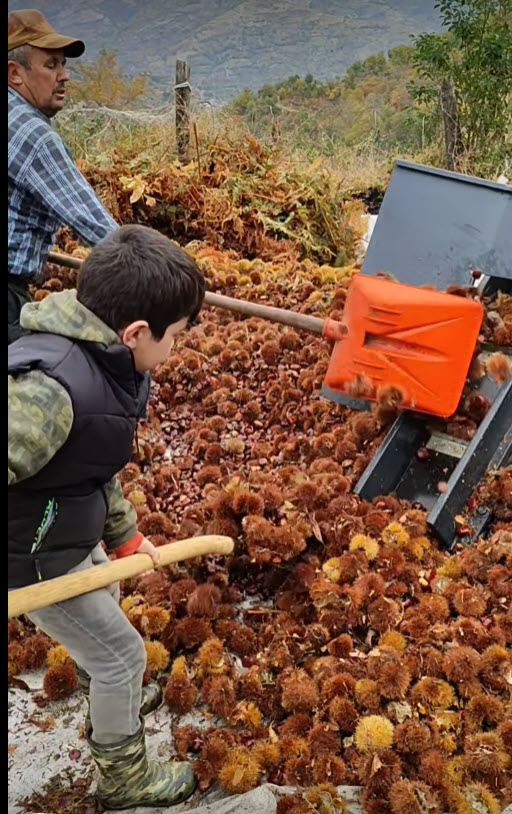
[8,9,85,58]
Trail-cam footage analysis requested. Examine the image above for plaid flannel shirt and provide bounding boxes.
[8,88,117,278]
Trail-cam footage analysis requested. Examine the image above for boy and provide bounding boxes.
[8,225,205,809]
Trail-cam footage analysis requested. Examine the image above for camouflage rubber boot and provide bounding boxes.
[87,719,196,810]
[76,666,163,716]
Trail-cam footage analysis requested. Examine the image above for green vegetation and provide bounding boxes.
[411,0,512,174]
[230,1,512,179]
[57,0,511,194]
[230,45,422,159]
[68,48,147,108]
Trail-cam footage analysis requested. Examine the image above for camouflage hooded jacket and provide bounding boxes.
[8,290,138,550]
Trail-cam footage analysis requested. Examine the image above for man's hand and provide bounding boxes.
[136,537,160,576]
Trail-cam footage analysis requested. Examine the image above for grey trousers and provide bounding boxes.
[28,544,146,743]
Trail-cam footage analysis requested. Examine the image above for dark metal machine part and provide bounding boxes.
[361,160,512,287]
[427,378,512,547]
[340,163,512,546]
[354,374,512,549]
[321,384,372,411]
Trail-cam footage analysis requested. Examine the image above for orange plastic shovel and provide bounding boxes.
[323,275,483,417]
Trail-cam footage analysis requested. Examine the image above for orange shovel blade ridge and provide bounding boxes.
[323,275,483,418]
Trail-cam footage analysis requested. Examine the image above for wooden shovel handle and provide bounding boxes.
[47,252,326,334]
[8,535,234,619]
[47,251,83,270]
[203,291,326,334]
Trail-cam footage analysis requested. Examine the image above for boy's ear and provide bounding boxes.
[120,320,150,349]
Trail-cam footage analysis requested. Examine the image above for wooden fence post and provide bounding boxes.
[175,59,191,161]
[272,116,281,144]
[440,78,463,171]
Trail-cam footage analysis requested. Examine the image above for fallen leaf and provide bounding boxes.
[8,677,31,691]
[370,753,382,776]
[388,701,412,723]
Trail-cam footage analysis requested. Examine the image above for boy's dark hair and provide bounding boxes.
[77,225,205,339]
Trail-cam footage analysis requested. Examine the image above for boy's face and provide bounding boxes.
[120,318,189,372]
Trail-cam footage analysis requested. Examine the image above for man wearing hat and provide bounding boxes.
[8,9,118,343]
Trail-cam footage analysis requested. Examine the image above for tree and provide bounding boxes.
[388,45,414,66]
[411,0,512,171]
[232,88,256,116]
[362,52,387,74]
[345,60,364,89]
[68,48,147,108]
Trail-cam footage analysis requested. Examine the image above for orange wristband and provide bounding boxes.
[114,531,143,558]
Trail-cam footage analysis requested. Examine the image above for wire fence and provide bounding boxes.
[56,90,226,163]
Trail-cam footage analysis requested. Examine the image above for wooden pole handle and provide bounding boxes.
[203,291,325,334]
[46,252,326,334]
[48,251,83,270]
[8,535,234,619]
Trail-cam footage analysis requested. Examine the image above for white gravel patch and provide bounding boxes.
[8,669,364,814]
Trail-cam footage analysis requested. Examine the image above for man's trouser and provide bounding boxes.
[8,275,33,345]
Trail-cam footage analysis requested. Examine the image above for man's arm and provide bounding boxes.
[8,370,73,485]
[13,129,118,246]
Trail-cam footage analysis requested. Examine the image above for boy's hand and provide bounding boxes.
[136,537,160,576]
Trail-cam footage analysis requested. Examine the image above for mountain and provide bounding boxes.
[10,1,441,102]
